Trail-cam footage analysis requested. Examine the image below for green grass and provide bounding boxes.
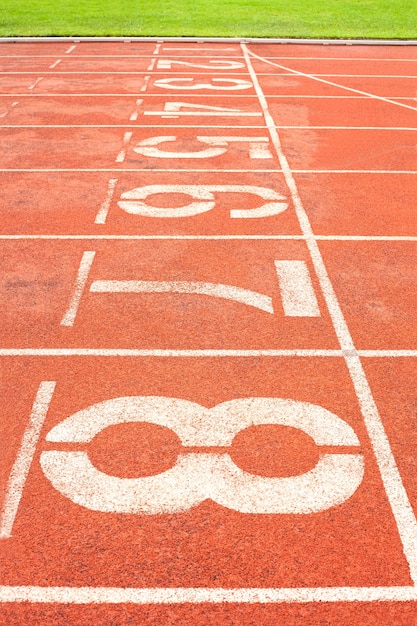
[0,0,416,38]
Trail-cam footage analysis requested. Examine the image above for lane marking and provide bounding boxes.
[153,44,161,55]
[144,100,262,118]
[163,47,239,52]
[41,397,362,515]
[243,42,417,585]
[140,75,151,92]
[48,59,62,69]
[0,169,284,173]
[0,381,56,539]
[133,135,273,159]
[0,124,266,128]
[0,349,415,357]
[257,56,417,62]
[247,48,417,113]
[27,77,44,90]
[0,586,417,603]
[360,351,417,357]
[114,130,133,163]
[0,235,416,242]
[0,124,413,130]
[275,260,320,317]
[118,184,286,218]
[0,71,258,76]
[94,178,118,224]
[0,349,346,356]
[7,93,416,98]
[65,45,76,54]
[60,251,95,327]
[4,71,417,78]
[293,170,417,173]
[5,168,417,173]
[0,100,19,118]
[3,55,417,61]
[90,279,275,314]
[156,59,245,70]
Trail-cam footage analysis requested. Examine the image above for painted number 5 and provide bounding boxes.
[41,396,364,515]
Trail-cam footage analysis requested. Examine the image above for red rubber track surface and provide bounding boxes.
[0,40,416,624]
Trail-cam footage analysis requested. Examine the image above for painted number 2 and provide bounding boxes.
[41,396,364,515]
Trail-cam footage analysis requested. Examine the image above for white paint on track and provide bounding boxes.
[60,251,95,326]
[0,381,56,538]
[1,585,417,603]
[0,349,415,357]
[90,280,275,314]
[0,235,416,242]
[94,178,118,224]
[274,260,320,317]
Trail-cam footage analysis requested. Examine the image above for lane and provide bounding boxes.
[0,240,336,350]
[293,173,417,236]
[0,171,298,236]
[319,241,417,349]
[0,357,412,591]
[267,97,417,127]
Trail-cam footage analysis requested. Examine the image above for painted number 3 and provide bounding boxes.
[41,397,364,515]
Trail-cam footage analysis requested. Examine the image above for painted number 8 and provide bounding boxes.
[41,396,364,515]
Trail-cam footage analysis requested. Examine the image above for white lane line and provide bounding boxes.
[140,75,151,92]
[27,77,44,90]
[0,349,415,357]
[0,381,56,539]
[0,349,343,357]
[360,351,417,357]
[0,585,417,603]
[0,169,283,173]
[0,100,19,118]
[293,170,417,174]
[259,56,417,62]
[287,74,417,79]
[2,94,415,99]
[60,251,95,326]
[49,59,62,69]
[0,71,252,75]
[0,54,242,58]
[278,126,417,131]
[0,123,413,129]
[315,235,417,241]
[6,168,417,174]
[274,260,320,317]
[0,235,416,242]
[0,124,266,129]
[115,130,133,163]
[129,98,143,121]
[90,280,274,314]
[65,45,76,54]
[10,93,415,99]
[94,178,118,224]
[243,42,417,585]
[247,49,417,113]
[6,71,417,78]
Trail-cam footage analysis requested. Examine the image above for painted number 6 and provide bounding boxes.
[41,396,364,515]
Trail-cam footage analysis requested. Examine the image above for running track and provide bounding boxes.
[0,40,416,624]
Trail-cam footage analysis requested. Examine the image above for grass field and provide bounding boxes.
[1,0,416,39]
